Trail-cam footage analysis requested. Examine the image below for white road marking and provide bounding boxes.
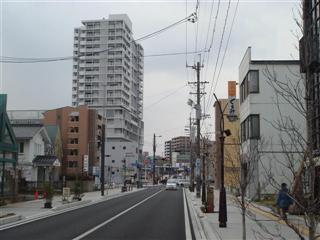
[72,189,164,240]
[0,188,145,231]
[183,188,193,240]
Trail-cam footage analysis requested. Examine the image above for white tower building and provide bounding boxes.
[72,14,144,184]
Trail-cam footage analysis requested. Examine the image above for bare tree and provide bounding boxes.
[225,135,264,240]
[261,64,320,240]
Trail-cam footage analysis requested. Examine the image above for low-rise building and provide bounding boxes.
[43,106,104,187]
[239,47,305,199]
[214,98,240,192]
[11,122,61,191]
[0,95,18,198]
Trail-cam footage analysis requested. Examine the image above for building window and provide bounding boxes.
[19,142,24,153]
[123,146,126,150]
[112,146,115,150]
[250,115,260,139]
[69,127,79,133]
[69,116,79,122]
[240,70,259,103]
[69,138,79,144]
[68,161,78,168]
[70,149,78,156]
[248,70,259,93]
[112,160,115,163]
[240,114,260,142]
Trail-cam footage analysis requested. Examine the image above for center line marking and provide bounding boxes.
[72,189,164,240]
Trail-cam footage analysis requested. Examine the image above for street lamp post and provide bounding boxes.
[213,93,228,228]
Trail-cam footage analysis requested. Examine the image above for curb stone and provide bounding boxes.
[0,215,24,225]
[53,200,92,211]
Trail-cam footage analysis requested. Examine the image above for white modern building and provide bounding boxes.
[72,14,144,183]
[239,47,306,199]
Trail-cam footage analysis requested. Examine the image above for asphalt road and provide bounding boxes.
[0,187,186,240]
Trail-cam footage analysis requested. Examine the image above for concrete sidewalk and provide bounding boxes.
[0,186,147,227]
[185,189,304,240]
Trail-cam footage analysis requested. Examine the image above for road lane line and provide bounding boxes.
[0,189,148,231]
[72,189,164,240]
[183,188,192,240]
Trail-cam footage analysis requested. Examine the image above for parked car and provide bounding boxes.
[165,179,177,190]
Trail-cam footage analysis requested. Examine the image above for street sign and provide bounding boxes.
[83,155,89,172]
[228,81,237,121]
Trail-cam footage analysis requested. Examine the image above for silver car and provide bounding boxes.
[165,179,177,190]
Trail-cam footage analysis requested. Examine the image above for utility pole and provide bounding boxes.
[189,116,194,192]
[153,133,156,185]
[152,133,162,185]
[188,61,207,198]
[101,83,106,196]
[202,137,207,205]
[100,123,105,196]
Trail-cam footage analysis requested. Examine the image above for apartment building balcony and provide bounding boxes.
[85,70,100,75]
[79,86,86,91]
[85,94,100,98]
[66,155,79,161]
[68,121,80,127]
[67,131,79,138]
[67,143,79,149]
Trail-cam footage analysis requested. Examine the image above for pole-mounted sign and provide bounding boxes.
[228,81,237,122]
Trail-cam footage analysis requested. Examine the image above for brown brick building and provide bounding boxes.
[43,105,104,178]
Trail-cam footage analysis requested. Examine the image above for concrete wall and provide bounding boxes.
[239,47,306,199]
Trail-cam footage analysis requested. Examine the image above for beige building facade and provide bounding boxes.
[214,99,240,192]
[43,105,104,179]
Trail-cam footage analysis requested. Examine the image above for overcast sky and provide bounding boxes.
[0,0,300,154]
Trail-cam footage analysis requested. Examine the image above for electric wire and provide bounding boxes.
[144,84,187,110]
[205,0,231,111]
[207,0,239,109]
[212,0,240,94]
[201,0,220,131]
[194,0,200,63]
[1,13,196,63]
[201,0,215,66]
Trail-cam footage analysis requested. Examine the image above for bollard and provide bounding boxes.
[206,185,214,213]
[34,190,39,200]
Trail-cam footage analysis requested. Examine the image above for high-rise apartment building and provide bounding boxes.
[72,14,144,183]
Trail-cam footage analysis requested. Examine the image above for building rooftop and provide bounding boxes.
[12,125,42,140]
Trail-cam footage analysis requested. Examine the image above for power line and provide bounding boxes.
[144,84,187,110]
[202,0,239,133]
[133,13,196,42]
[1,13,197,63]
[145,84,187,98]
[212,0,240,93]
[144,50,204,58]
[205,0,231,111]
[202,0,215,66]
